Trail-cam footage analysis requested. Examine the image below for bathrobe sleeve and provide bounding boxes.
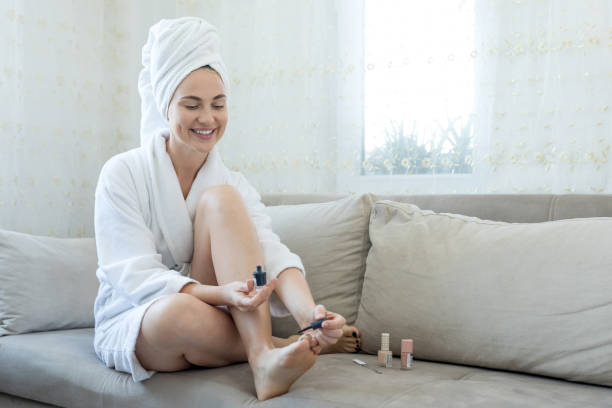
[230,172,305,317]
[94,158,198,308]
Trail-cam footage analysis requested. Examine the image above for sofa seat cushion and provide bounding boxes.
[1,330,611,408]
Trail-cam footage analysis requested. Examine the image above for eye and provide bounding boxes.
[185,105,199,110]
[214,105,225,109]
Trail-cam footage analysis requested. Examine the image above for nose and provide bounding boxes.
[197,107,215,125]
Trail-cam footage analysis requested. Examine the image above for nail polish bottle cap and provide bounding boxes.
[401,339,413,353]
[253,265,266,286]
[311,317,328,330]
[381,332,390,351]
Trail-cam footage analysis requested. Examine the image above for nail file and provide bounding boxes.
[296,317,329,334]
[353,358,383,374]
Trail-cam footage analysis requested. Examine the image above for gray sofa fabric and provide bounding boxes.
[1,329,612,408]
[262,193,612,222]
[2,193,612,407]
[0,393,56,407]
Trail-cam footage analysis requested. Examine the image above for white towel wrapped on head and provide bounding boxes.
[138,16,230,146]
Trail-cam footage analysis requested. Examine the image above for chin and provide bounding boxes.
[192,142,215,155]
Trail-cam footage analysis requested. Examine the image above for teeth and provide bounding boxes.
[193,129,213,135]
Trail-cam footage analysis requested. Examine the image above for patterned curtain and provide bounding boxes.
[1,0,610,238]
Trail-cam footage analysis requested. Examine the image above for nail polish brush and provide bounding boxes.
[296,317,329,334]
[352,358,383,374]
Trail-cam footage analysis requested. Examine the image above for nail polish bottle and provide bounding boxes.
[377,332,393,368]
[252,265,266,291]
[401,339,413,370]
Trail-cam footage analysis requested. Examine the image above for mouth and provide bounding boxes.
[191,128,216,140]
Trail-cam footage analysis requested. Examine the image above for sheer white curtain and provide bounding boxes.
[354,0,612,194]
[472,0,612,194]
[0,0,353,237]
[1,0,611,238]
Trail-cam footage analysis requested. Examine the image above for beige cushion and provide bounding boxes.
[0,230,99,336]
[265,194,374,337]
[356,200,612,387]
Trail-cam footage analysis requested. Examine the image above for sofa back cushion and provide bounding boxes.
[0,230,99,335]
[356,200,612,387]
[265,194,374,337]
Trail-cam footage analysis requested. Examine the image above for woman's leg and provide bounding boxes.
[189,185,316,400]
[190,186,361,354]
[135,292,249,371]
[134,185,305,377]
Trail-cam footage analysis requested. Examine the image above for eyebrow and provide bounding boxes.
[181,94,226,101]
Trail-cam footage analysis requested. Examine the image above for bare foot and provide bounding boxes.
[250,337,317,400]
[288,325,361,354]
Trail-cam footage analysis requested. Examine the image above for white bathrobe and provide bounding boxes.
[92,131,304,381]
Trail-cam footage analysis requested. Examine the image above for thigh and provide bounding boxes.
[135,293,245,372]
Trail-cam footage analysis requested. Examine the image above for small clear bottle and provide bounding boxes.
[377,333,393,368]
[401,339,413,370]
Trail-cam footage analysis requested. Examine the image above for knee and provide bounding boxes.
[196,184,243,215]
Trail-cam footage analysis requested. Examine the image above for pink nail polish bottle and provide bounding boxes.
[401,339,413,370]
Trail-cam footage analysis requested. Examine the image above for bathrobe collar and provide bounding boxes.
[146,130,229,265]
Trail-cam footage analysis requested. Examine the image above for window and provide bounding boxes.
[363,0,476,177]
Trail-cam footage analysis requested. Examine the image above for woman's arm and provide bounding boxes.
[179,282,226,305]
[181,278,279,312]
[275,267,345,353]
[273,267,317,329]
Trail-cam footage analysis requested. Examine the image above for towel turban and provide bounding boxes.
[138,17,230,146]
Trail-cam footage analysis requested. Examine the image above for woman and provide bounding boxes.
[92,17,359,401]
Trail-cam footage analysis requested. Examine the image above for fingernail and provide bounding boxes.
[352,331,357,337]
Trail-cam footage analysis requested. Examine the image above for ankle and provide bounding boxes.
[247,342,275,363]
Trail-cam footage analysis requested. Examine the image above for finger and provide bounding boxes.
[321,328,343,340]
[238,296,253,310]
[314,304,327,320]
[315,331,339,346]
[266,277,278,290]
[253,285,273,302]
[246,278,254,292]
[238,279,252,293]
[322,314,345,330]
[246,285,273,308]
[315,329,342,347]
[312,330,330,348]
[300,334,320,354]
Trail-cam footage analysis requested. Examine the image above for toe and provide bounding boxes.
[343,325,360,338]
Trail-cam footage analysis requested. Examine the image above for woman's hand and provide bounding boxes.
[221,277,278,312]
[307,304,346,354]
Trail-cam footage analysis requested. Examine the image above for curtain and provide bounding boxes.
[1,0,611,238]
[0,0,358,237]
[351,0,612,194]
[473,0,612,194]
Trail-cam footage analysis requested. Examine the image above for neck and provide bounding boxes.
[165,135,209,183]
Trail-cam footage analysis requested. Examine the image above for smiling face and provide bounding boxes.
[167,67,227,157]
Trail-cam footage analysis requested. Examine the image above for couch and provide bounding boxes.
[1,193,612,407]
